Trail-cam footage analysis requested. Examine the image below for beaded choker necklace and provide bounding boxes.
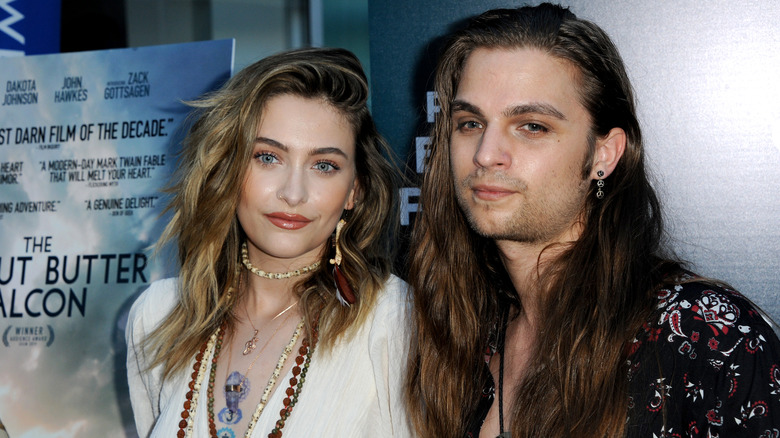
[241,243,320,279]
[178,318,319,438]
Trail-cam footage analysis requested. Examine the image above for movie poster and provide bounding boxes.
[0,40,233,438]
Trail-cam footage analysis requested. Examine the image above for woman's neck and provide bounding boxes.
[239,273,300,320]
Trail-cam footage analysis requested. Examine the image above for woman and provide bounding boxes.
[126,48,411,438]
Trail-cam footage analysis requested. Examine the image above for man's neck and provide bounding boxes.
[495,240,540,325]
[495,237,574,326]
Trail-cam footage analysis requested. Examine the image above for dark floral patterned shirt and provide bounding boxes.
[625,278,780,437]
[466,277,780,437]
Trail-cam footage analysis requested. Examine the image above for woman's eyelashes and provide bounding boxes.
[254,151,279,165]
[253,151,341,174]
[312,160,340,173]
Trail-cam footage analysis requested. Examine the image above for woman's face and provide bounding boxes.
[237,94,358,269]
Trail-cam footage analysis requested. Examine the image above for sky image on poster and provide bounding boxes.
[0,40,233,438]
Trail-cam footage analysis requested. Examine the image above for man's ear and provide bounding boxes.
[590,127,626,179]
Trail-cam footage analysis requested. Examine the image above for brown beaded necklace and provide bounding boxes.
[268,324,318,438]
[177,323,226,438]
[178,321,319,438]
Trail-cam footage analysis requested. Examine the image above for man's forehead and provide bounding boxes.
[454,47,586,120]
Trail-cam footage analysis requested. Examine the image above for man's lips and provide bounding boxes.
[471,184,516,201]
[265,212,312,230]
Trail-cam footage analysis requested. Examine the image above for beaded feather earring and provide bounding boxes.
[330,219,355,305]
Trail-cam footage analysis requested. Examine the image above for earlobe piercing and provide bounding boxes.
[596,170,605,199]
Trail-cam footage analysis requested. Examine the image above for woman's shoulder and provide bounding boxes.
[127,277,179,332]
[352,274,410,338]
[371,274,411,314]
[379,273,409,296]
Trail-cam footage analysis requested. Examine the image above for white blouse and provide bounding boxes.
[126,275,413,437]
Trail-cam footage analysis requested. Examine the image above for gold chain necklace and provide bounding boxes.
[242,300,298,355]
[226,308,297,414]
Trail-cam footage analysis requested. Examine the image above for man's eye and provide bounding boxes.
[523,123,548,133]
[457,121,483,131]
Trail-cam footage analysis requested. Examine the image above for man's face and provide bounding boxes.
[450,47,594,246]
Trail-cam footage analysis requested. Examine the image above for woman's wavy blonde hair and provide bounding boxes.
[144,47,399,381]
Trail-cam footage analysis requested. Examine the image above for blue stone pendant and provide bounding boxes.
[225,384,241,413]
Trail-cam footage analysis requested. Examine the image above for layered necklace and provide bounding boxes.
[226,307,298,414]
[177,247,321,438]
[240,241,308,356]
[178,316,319,438]
[242,300,298,355]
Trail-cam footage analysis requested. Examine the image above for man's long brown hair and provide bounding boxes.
[406,4,679,437]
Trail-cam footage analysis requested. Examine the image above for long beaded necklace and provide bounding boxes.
[268,322,318,438]
[177,323,225,438]
[178,317,316,438]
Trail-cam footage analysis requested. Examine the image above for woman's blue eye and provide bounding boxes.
[314,161,338,173]
[256,153,278,164]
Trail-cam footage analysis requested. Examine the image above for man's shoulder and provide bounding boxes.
[640,274,777,360]
[653,276,769,333]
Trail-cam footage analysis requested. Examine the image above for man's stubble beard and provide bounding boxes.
[455,169,589,246]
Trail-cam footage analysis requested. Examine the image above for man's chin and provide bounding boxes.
[465,216,511,239]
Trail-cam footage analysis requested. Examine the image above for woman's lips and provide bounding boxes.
[265,212,312,230]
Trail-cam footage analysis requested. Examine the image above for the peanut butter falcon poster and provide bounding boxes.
[0,40,233,438]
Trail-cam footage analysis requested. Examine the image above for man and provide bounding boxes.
[405,4,780,437]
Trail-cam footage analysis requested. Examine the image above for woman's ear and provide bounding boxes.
[345,179,361,210]
[590,127,626,179]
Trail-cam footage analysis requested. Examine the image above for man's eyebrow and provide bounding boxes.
[504,103,566,120]
[451,100,567,121]
[451,100,484,117]
[254,137,348,158]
